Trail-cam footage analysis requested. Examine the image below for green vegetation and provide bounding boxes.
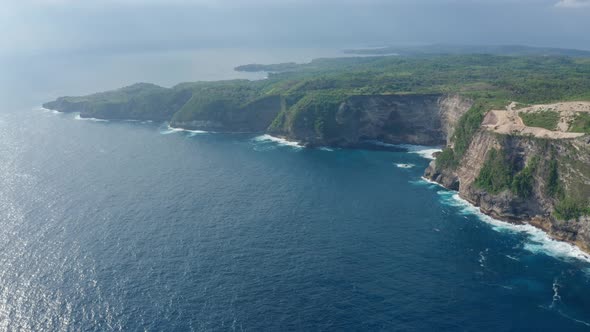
[511,157,539,198]
[452,102,491,157]
[171,81,262,123]
[42,52,590,222]
[569,112,590,134]
[44,54,590,131]
[472,143,590,220]
[43,83,193,121]
[474,148,514,194]
[541,153,590,221]
[519,110,560,130]
[554,197,590,221]
[289,92,345,138]
[475,149,542,198]
[437,99,508,170]
[435,148,458,170]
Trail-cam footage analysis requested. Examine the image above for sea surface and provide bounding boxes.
[1,48,590,331]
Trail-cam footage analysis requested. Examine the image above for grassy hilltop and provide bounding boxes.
[45,54,590,138]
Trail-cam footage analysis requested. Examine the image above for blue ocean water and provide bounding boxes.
[1,49,590,331]
[0,109,589,331]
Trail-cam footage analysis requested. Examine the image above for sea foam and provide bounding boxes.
[435,189,590,263]
[74,113,108,122]
[317,147,335,152]
[252,134,303,149]
[36,106,63,115]
[398,144,442,160]
[160,124,208,135]
[368,141,441,159]
[395,163,415,169]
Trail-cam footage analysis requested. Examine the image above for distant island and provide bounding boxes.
[234,62,300,73]
[343,44,590,57]
[43,44,590,253]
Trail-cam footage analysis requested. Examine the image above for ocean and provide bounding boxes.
[1,49,590,331]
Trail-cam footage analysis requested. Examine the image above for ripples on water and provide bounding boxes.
[0,109,590,330]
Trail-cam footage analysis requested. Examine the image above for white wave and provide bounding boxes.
[505,255,520,261]
[551,278,562,309]
[398,144,442,160]
[36,106,63,114]
[437,191,590,263]
[74,113,108,122]
[317,147,335,152]
[123,119,153,124]
[416,176,447,188]
[160,124,208,135]
[252,134,303,149]
[367,141,441,159]
[395,163,415,169]
[479,249,489,268]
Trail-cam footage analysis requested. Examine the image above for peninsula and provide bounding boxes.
[43,47,590,253]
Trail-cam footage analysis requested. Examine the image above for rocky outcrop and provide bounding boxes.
[42,83,191,121]
[425,128,590,253]
[43,84,472,145]
[43,97,92,114]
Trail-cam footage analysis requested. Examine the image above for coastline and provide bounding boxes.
[426,176,590,262]
[39,104,590,262]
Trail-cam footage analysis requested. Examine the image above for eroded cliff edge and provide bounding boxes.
[425,105,590,253]
[42,83,590,253]
[43,85,472,148]
[268,94,472,147]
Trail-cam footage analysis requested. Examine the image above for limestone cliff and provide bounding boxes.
[269,94,472,147]
[425,128,590,252]
[43,83,191,121]
[170,95,284,133]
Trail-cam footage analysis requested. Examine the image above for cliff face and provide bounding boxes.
[42,83,191,121]
[43,98,89,113]
[425,129,590,252]
[43,88,472,145]
[270,94,472,147]
[170,95,284,133]
[42,81,590,252]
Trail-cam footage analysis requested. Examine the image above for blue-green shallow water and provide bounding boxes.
[1,109,590,331]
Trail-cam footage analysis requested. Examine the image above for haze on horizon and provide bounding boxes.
[1,0,590,57]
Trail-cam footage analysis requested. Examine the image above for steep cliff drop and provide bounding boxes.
[269,94,472,148]
[425,102,590,254]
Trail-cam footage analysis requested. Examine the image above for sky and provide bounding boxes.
[0,0,590,56]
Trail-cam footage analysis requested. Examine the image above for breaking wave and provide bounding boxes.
[395,163,415,169]
[251,135,303,150]
[317,147,335,152]
[74,113,108,122]
[436,190,590,263]
[160,124,208,135]
[367,141,441,159]
[36,106,63,115]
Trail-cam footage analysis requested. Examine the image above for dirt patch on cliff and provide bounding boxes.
[482,101,590,139]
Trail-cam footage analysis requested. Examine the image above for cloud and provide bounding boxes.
[1,0,589,57]
[555,0,590,7]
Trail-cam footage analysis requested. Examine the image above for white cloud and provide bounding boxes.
[555,0,590,7]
